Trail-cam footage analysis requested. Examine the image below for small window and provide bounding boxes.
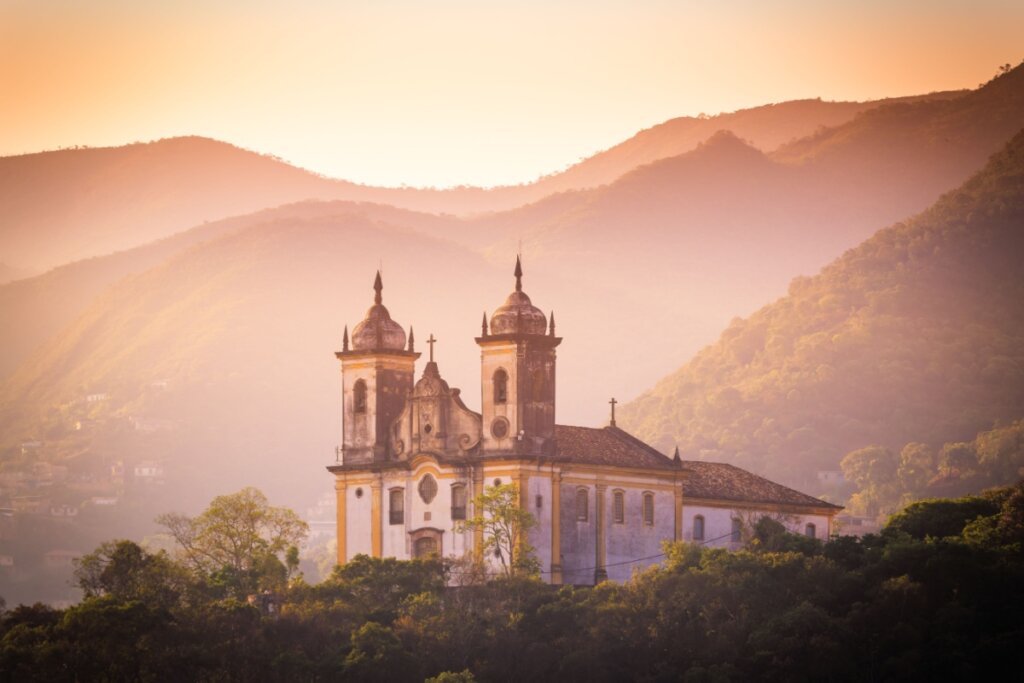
[612,490,624,524]
[730,518,742,543]
[693,515,705,541]
[493,478,502,488]
[576,488,589,522]
[642,493,654,526]
[535,494,543,510]
[353,379,367,414]
[493,369,508,404]
[451,484,467,521]
[389,488,404,525]
[805,523,816,539]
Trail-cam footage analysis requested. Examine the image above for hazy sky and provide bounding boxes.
[2,0,1022,187]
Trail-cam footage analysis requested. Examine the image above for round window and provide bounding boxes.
[355,487,364,499]
[418,474,438,504]
[491,417,509,439]
[424,423,432,434]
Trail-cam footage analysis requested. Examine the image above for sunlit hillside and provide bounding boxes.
[620,128,1024,493]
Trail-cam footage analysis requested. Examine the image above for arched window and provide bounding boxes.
[353,379,367,414]
[730,518,742,543]
[575,488,588,521]
[642,493,654,526]
[389,488,404,525]
[612,490,625,524]
[805,523,816,539]
[451,484,467,520]
[693,515,705,541]
[532,368,546,401]
[493,369,508,404]
[414,536,437,558]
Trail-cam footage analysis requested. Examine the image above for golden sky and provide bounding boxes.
[2,0,1022,187]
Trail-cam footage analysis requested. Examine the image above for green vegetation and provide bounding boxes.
[841,419,1024,517]
[2,484,1023,681]
[622,125,1024,495]
[457,483,539,578]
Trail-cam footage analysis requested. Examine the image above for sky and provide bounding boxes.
[2,0,1023,188]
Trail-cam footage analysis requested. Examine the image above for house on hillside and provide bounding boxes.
[326,263,841,584]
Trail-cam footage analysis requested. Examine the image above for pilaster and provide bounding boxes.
[335,478,348,564]
[370,479,383,558]
[550,469,563,584]
[594,483,607,583]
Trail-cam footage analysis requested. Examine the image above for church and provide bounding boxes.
[326,260,841,584]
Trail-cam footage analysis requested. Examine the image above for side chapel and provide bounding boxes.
[327,260,841,584]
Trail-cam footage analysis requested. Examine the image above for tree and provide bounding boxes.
[458,483,539,578]
[156,487,308,596]
[939,441,976,476]
[73,540,188,607]
[897,442,935,495]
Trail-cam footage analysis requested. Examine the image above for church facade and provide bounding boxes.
[327,261,841,584]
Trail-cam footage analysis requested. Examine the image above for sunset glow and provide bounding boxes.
[3,0,1022,187]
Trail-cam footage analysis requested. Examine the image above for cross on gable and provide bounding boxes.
[427,333,437,362]
[609,397,617,427]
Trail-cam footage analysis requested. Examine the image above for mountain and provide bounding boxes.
[619,127,1024,493]
[0,94,958,272]
[533,92,964,196]
[0,201,463,380]
[1,68,1021,438]
[0,207,500,512]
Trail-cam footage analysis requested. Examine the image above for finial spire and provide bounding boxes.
[481,312,489,336]
[549,311,555,336]
[609,397,618,427]
[408,326,415,352]
[514,255,523,292]
[342,325,349,352]
[427,333,437,362]
[673,446,681,463]
[373,270,383,305]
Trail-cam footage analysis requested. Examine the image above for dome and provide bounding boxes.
[489,257,547,336]
[350,272,407,351]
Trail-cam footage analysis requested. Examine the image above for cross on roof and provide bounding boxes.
[609,397,617,427]
[427,333,437,362]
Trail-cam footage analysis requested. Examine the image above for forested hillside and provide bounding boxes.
[620,127,1024,490]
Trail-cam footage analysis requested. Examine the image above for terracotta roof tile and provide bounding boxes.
[681,460,841,510]
[554,425,679,470]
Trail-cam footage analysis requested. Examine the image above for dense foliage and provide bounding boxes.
[841,418,1024,517]
[2,484,1023,682]
[622,123,1024,492]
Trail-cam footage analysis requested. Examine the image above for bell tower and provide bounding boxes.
[476,257,561,455]
[336,272,419,464]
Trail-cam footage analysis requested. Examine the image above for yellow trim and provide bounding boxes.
[370,481,382,558]
[335,480,347,564]
[674,480,684,542]
[560,476,676,492]
[473,466,484,560]
[684,496,841,517]
[595,484,607,582]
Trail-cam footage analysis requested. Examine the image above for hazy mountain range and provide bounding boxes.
[1,64,1022,517]
[620,126,1024,490]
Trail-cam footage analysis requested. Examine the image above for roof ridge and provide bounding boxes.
[604,425,677,464]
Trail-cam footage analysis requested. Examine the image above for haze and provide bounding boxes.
[2,0,1022,188]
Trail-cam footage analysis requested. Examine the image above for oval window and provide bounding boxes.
[418,474,438,504]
